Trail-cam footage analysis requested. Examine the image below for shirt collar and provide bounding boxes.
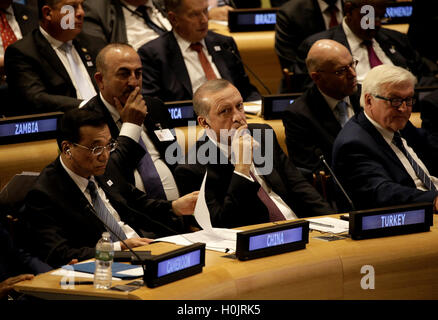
[3,5,14,16]
[60,156,93,194]
[318,87,351,111]
[99,92,121,124]
[121,0,154,13]
[39,25,72,50]
[342,17,366,51]
[205,128,232,158]
[317,0,342,14]
[173,30,207,52]
[364,110,395,143]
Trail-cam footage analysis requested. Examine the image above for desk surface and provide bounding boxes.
[14,215,438,300]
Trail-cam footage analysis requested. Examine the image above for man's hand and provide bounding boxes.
[172,191,200,216]
[0,274,34,299]
[120,238,154,250]
[208,5,233,21]
[231,125,257,177]
[114,86,147,126]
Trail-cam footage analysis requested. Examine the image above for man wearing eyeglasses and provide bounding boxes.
[22,108,198,267]
[332,64,438,212]
[282,39,361,172]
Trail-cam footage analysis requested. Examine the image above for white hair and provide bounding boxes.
[360,64,417,106]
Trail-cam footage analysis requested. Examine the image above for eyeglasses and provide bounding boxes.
[318,59,359,77]
[373,94,416,108]
[73,140,118,156]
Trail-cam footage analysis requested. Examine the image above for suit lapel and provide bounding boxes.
[73,39,98,91]
[12,3,37,35]
[375,31,408,69]
[205,32,232,82]
[168,33,192,96]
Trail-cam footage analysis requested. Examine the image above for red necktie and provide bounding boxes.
[190,42,217,81]
[250,171,286,222]
[363,40,383,68]
[327,5,339,28]
[0,11,17,50]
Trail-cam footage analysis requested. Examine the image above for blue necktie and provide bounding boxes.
[137,137,167,200]
[392,132,437,191]
[335,100,349,127]
[87,180,127,242]
[59,42,95,100]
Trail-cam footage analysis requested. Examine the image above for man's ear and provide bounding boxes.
[197,116,209,129]
[167,11,178,27]
[94,72,103,90]
[41,5,52,21]
[310,71,320,84]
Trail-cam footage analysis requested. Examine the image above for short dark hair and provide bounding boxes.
[38,0,62,20]
[57,108,107,150]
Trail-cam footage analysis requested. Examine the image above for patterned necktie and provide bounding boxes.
[335,100,349,127]
[392,132,437,191]
[0,10,17,50]
[59,42,95,100]
[137,137,167,200]
[190,42,218,81]
[363,40,383,68]
[136,5,165,35]
[87,180,127,242]
[327,5,339,28]
[249,171,285,222]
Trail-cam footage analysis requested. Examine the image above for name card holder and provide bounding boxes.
[143,243,205,288]
[262,93,302,120]
[236,220,309,261]
[228,8,278,32]
[164,100,197,127]
[349,202,433,240]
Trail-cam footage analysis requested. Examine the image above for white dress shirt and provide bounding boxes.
[0,5,22,58]
[60,157,139,251]
[173,31,222,94]
[317,0,344,30]
[318,88,354,121]
[206,129,297,220]
[39,26,96,100]
[121,0,171,50]
[100,93,180,200]
[342,18,393,83]
[364,111,438,191]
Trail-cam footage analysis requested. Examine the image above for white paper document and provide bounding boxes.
[244,100,262,115]
[306,217,349,234]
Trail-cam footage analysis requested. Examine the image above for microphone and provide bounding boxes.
[85,204,147,273]
[314,149,356,212]
[222,43,272,95]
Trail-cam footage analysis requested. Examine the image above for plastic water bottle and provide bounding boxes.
[94,232,114,289]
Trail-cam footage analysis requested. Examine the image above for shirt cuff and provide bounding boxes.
[233,170,254,182]
[119,122,142,142]
[113,241,122,251]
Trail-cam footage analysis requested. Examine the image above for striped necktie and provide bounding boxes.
[87,180,127,241]
[392,132,437,191]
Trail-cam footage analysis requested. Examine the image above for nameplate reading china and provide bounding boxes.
[228,8,278,32]
[143,243,205,288]
[349,202,433,240]
[236,220,309,261]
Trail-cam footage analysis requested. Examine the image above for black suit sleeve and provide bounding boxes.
[138,43,166,100]
[106,135,145,180]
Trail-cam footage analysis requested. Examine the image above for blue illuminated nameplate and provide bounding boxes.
[229,9,278,32]
[262,93,302,120]
[382,2,412,24]
[236,220,309,261]
[249,227,302,251]
[157,249,201,278]
[165,100,196,127]
[0,112,62,144]
[143,243,205,288]
[350,203,432,240]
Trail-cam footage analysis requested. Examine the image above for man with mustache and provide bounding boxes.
[137,0,260,102]
[175,79,334,228]
[82,43,181,202]
[5,0,99,115]
[333,64,438,211]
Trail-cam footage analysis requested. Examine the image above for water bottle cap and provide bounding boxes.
[102,232,110,238]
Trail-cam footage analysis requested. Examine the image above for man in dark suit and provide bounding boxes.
[83,43,181,201]
[137,0,260,102]
[283,39,361,171]
[296,0,438,92]
[23,108,198,267]
[4,0,99,115]
[333,64,438,212]
[420,88,438,146]
[275,0,344,92]
[175,79,334,228]
[80,0,171,53]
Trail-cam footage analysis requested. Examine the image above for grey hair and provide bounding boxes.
[193,79,232,117]
[360,64,417,106]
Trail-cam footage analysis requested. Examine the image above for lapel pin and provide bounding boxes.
[389,46,396,54]
[106,180,113,187]
[81,47,88,53]
[85,54,91,61]
[214,46,221,52]
[22,15,28,21]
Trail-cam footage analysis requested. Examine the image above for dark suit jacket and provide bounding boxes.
[23,143,183,267]
[282,84,362,170]
[420,88,438,146]
[0,222,51,282]
[79,0,167,54]
[12,2,38,36]
[4,29,99,115]
[332,111,438,211]
[82,95,180,185]
[296,24,438,91]
[175,123,334,228]
[137,31,260,102]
